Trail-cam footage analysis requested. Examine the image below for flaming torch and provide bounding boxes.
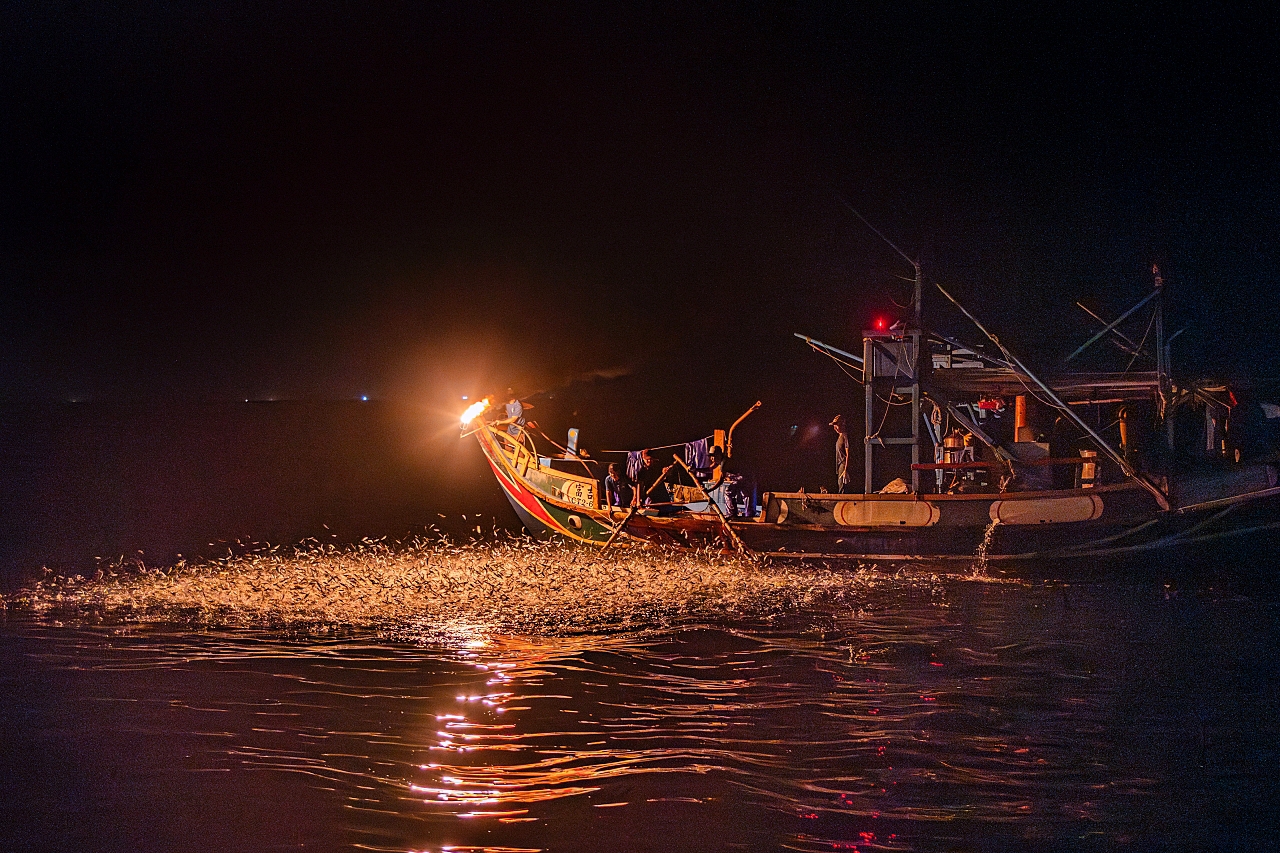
[460,397,490,429]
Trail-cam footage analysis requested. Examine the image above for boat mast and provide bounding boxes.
[913,256,923,330]
[840,199,925,494]
[1152,264,1174,449]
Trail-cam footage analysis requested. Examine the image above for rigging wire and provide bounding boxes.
[597,437,713,455]
[1122,311,1157,376]
[807,342,865,384]
[868,389,894,440]
[1010,365,1071,413]
[867,343,910,440]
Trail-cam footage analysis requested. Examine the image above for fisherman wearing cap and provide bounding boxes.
[831,414,852,493]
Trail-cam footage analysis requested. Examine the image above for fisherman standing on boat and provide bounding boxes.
[831,414,852,493]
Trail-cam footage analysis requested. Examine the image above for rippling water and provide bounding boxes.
[3,542,1278,852]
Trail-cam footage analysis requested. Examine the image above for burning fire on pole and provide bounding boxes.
[460,398,490,429]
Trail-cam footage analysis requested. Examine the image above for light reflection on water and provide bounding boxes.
[3,543,1279,851]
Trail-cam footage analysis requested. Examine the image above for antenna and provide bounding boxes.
[836,195,922,328]
[1154,264,1169,424]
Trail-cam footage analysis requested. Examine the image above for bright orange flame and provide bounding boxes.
[461,397,490,428]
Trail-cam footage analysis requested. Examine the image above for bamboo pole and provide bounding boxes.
[600,459,678,552]
[672,454,754,558]
[600,505,638,552]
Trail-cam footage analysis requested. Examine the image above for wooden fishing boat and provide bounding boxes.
[464,266,1280,564]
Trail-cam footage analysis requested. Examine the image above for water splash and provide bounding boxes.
[971,518,1001,577]
[3,539,941,636]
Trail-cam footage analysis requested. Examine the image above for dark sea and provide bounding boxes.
[3,402,1279,852]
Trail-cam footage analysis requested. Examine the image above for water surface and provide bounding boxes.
[3,544,1277,852]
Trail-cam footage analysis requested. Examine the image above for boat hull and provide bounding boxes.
[473,422,616,544]
[470,423,1280,563]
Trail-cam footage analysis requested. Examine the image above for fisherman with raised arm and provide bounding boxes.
[694,445,753,518]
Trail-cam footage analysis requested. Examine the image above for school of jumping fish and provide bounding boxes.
[2,537,962,635]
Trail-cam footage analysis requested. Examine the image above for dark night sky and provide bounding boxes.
[4,2,1279,414]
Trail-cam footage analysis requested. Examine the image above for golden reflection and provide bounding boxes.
[401,630,754,826]
[6,543,952,837]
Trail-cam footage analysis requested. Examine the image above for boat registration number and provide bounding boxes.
[560,480,595,509]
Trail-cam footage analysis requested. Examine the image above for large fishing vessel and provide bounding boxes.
[463,264,1280,564]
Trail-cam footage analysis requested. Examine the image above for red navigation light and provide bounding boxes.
[874,317,887,331]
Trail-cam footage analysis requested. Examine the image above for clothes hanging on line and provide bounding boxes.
[684,438,710,471]
[626,451,645,482]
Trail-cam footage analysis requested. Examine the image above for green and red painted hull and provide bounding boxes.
[473,423,616,544]
[471,420,1280,563]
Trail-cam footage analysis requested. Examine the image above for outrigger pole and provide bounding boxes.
[600,505,638,552]
[934,281,1171,511]
[1073,302,1152,361]
[793,333,864,366]
[1064,289,1159,363]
